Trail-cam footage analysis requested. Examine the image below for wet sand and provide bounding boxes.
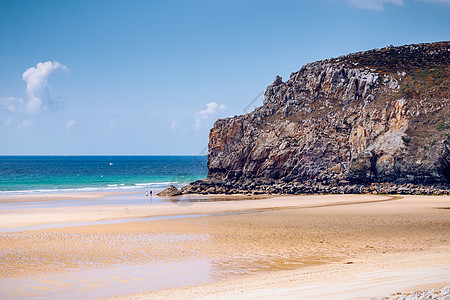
[0,194,448,299]
[0,192,126,204]
[0,193,388,229]
[130,254,450,300]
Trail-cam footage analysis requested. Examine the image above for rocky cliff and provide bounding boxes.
[184,41,450,195]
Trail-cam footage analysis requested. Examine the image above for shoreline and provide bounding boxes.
[0,190,270,205]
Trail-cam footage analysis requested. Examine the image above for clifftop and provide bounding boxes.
[324,41,449,73]
[184,41,450,195]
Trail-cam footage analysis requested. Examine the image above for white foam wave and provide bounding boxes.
[0,181,184,195]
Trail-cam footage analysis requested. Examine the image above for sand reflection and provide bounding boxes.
[0,259,212,299]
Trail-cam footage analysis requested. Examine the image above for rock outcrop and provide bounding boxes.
[157,185,182,196]
[184,42,450,195]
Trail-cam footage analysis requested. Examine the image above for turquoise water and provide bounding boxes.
[0,156,207,194]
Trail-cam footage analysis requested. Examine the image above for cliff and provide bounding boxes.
[184,41,450,195]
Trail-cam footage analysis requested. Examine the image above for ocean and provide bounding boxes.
[0,156,207,194]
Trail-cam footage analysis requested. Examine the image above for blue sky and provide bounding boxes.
[0,0,449,155]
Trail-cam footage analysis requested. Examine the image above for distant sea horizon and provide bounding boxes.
[0,155,207,194]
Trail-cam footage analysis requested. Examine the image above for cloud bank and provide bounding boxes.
[195,102,226,130]
[22,61,67,113]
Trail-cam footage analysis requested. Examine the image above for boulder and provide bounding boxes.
[157,185,182,196]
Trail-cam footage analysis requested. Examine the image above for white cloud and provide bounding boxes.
[348,0,403,10]
[66,120,77,129]
[0,97,24,112]
[22,120,32,127]
[195,102,226,130]
[22,61,67,114]
[171,121,180,130]
[4,118,13,126]
[16,119,33,130]
[197,102,226,119]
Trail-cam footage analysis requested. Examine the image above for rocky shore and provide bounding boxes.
[183,42,450,195]
[181,179,450,195]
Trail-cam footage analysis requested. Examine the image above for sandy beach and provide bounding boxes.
[0,193,448,299]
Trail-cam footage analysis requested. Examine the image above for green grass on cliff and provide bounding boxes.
[400,66,449,99]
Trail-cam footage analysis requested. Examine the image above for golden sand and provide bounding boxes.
[0,194,448,299]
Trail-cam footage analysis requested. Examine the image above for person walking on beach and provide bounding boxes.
[150,190,153,196]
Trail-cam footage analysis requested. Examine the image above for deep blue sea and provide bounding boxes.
[0,156,207,194]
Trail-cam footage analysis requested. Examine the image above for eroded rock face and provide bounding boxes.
[187,42,450,194]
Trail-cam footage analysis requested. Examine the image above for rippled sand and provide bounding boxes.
[0,194,448,299]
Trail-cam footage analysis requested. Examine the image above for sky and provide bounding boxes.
[0,0,449,155]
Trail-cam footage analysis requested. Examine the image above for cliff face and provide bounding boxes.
[185,42,450,194]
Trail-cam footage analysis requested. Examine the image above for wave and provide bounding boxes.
[0,181,185,195]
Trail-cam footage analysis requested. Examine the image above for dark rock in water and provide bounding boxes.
[157,185,182,196]
[184,41,450,195]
